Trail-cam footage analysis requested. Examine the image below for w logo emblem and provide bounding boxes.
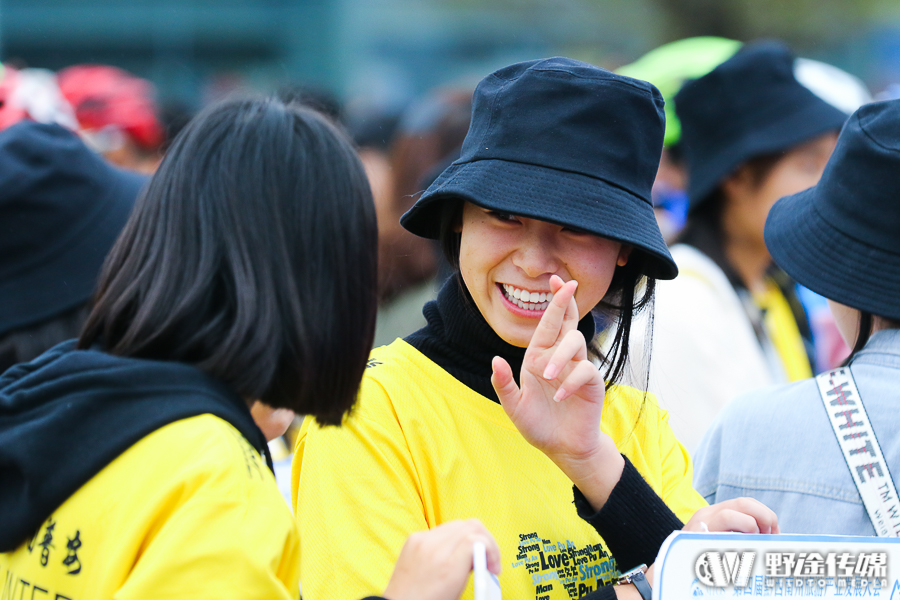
[695,552,755,588]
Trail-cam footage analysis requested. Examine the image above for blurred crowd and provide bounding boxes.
[3,34,900,600]
[0,43,883,449]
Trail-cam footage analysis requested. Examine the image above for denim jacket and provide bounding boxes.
[693,329,900,535]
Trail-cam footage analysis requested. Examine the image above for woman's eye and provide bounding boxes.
[489,211,517,222]
[562,226,589,236]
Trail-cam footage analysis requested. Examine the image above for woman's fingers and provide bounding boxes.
[450,519,502,576]
[560,279,580,334]
[707,510,761,534]
[549,274,566,295]
[483,531,502,575]
[530,277,578,351]
[716,498,779,534]
[383,519,502,600]
[684,498,780,535]
[542,329,587,381]
[552,359,600,402]
[491,356,521,412]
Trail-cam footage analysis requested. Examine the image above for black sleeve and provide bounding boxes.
[574,455,684,573]
[578,584,619,600]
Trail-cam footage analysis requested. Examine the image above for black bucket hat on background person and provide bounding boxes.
[675,40,849,208]
[0,121,146,337]
[765,99,900,322]
[400,57,678,280]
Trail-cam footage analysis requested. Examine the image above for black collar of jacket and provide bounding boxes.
[0,340,270,552]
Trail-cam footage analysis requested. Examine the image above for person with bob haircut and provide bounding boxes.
[0,97,501,600]
[694,99,900,535]
[294,58,778,600]
[641,41,850,453]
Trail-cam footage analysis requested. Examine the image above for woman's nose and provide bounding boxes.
[512,233,559,278]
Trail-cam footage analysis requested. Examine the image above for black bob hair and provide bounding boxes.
[79,97,378,426]
[438,201,655,390]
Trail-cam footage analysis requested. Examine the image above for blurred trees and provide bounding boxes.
[444,0,900,55]
[653,0,897,48]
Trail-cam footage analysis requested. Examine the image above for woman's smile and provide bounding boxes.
[498,283,553,315]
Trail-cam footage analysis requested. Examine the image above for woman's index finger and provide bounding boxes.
[561,283,580,333]
[530,277,577,350]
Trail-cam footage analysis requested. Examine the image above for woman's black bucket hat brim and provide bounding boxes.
[765,99,900,322]
[686,98,848,206]
[675,41,850,209]
[765,187,900,322]
[401,157,678,281]
[0,170,143,336]
[401,57,679,281]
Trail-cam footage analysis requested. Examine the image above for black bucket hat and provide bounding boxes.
[765,99,900,321]
[0,121,146,336]
[675,41,849,208]
[400,57,678,280]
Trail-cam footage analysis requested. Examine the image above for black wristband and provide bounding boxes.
[573,456,683,569]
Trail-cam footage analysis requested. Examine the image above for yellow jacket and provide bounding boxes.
[1,415,300,600]
[293,340,705,600]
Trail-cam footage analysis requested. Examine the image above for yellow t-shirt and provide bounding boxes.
[1,415,300,600]
[292,340,705,600]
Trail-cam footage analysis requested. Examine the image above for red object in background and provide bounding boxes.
[58,65,164,151]
[0,68,31,130]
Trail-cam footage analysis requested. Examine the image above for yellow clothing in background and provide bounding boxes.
[1,415,300,600]
[293,340,705,600]
[755,279,813,382]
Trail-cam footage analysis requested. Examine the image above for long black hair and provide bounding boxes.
[847,312,874,362]
[438,200,654,390]
[79,97,378,425]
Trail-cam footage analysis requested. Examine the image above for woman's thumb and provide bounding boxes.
[491,356,520,410]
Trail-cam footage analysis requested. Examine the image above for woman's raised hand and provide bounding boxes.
[382,519,501,600]
[492,274,624,510]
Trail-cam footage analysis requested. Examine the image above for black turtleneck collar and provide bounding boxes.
[404,274,596,403]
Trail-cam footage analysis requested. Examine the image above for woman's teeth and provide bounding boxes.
[502,284,552,311]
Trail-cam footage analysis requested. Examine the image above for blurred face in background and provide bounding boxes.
[722,131,839,252]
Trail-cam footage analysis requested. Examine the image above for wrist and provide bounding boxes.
[613,583,642,599]
[554,434,623,511]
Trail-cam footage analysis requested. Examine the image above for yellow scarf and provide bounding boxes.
[754,279,813,381]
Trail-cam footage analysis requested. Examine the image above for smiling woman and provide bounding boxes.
[292,58,768,600]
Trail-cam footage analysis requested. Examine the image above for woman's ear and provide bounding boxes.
[617,245,633,267]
